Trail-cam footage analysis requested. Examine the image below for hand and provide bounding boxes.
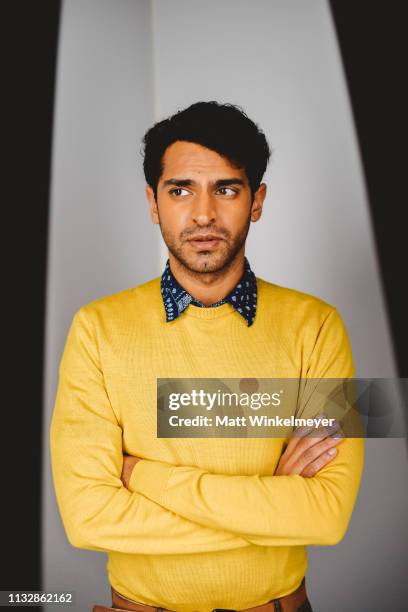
[121,454,143,489]
[275,420,344,478]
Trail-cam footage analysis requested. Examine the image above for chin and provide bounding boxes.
[182,252,232,274]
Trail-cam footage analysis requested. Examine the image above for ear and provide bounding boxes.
[146,185,160,224]
[250,183,267,222]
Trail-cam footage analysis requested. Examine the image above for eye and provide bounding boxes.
[217,187,238,196]
[169,188,191,197]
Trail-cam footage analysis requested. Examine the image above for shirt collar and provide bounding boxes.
[160,257,257,326]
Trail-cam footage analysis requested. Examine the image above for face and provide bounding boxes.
[146,141,266,274]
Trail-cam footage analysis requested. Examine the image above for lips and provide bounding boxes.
[187,235,223,250]
[187,235,222,242]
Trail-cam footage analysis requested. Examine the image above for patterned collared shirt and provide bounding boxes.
[160,257,257,326]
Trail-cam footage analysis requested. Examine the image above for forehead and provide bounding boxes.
[160,141,247,181]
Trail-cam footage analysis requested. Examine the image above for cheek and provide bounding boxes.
[159,203,189,232]
[218,203,251,228]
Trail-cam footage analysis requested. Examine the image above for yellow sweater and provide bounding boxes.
[50,276,364,612]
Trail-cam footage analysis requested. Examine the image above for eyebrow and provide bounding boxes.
[162,178,246,188]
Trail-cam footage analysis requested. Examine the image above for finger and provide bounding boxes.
[285,430,329,467]
[285,414,331,452]
[280,417,342,474]
[286,432,344,475]
[290,415,340,444]
[290,419,341,457]
[300,444,340,478]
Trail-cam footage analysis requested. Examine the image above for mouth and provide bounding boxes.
[187,235,223,250]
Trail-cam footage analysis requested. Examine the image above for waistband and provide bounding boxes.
[92,578,308,612]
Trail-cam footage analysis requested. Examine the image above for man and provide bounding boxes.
[50,102,364,612]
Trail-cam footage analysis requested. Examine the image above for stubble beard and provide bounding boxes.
[159,216,251,278]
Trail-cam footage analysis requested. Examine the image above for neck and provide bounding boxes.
[168,250,246,306]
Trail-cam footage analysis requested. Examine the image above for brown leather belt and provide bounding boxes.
[92,578,308,612]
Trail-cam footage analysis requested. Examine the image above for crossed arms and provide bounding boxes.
[49,307,364,555]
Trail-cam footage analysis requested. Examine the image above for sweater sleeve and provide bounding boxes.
[129,307,365,547]
[49,307,250,555]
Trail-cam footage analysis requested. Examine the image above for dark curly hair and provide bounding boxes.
[142,101,271,199]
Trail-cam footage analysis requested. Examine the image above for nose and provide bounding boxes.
[191,191,216,226]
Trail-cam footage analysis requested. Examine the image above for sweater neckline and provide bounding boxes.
[182,302,236,320]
